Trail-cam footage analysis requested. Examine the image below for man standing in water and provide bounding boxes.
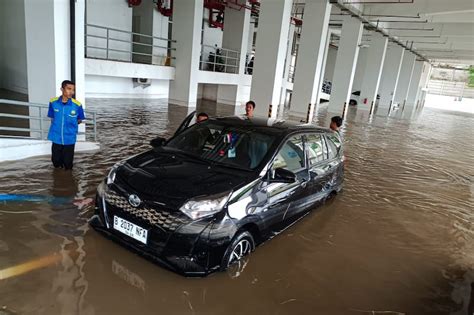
[329,116,343,133]
[47,80,85,170]
[245,101,255,118]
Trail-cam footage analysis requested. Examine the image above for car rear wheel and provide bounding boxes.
[221,231,255,272]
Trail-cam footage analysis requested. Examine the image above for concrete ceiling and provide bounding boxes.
[328,0,474,66]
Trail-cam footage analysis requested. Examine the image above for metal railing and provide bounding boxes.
[85,24,176,66]
[199,45,240,74]
[0,99,97,142]
[426,79,474,98]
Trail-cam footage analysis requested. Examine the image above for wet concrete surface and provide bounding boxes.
[0,100,473,315]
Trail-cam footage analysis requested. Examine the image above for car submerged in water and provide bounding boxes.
[89,115,344,276]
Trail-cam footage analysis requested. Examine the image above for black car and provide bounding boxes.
[89,116,344,276]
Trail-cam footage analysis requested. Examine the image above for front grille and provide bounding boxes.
[104,189,189,232]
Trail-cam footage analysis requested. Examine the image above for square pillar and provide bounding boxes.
[250,0,292,118]
[25,0,71,138]
[289,0,331,121]
[415,63,431,108]
[393,51,416,106]
[222,0,251,75]
[378,45,404,109]
[328,16,364,116]
[406,60,424,107]
[169,0,204,107]
[358,33,388,113]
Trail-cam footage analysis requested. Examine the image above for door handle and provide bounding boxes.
[300,178,308,188]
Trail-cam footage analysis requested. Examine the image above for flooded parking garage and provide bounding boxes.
[0,100,472,315]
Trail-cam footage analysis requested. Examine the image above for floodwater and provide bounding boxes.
[0,100,473,315]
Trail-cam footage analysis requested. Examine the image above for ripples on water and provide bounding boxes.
[0,100,472,314]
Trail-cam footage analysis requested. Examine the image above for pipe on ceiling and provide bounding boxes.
[328,0,430,62]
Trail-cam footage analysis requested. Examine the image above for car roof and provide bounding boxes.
[209,116,333,135]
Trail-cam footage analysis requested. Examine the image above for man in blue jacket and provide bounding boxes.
[47,80,85,170]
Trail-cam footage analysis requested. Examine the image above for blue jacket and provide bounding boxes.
[47,96,85,145]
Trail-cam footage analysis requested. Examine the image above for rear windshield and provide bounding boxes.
[166,122,277,170]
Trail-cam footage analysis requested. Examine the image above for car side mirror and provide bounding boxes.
[269,168,296,184]
[150,137,166,148]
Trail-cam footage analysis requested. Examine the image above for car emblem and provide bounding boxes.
[128,194,141,207]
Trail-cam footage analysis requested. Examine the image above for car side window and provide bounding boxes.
[306,134,326,166]
[272,135,305,172]
[326,133,342,157]
[326,135,338,160]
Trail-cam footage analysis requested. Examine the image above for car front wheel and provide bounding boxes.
[221,231,255,271]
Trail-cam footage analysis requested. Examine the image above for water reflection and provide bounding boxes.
[0,98,472,314]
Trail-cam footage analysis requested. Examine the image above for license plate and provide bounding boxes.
[113,215,148,244]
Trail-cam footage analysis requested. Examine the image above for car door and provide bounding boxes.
[173,110,196,137]
[260,134,310,231]
[304,133,333,206]
[324,133,344,191]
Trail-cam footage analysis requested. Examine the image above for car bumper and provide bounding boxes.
[89,182,232,276]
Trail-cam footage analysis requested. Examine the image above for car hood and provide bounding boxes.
[114,149,254,209]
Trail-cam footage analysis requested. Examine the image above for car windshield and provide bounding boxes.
[166,122,277,170]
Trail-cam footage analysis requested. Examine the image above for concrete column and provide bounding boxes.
[314,28,332,108]
[169,0,203,107]
[323,44,337,83]
[75,0,86,138]
[247,20,255,56]
[216,0,251,107]
[283,23,296,83]
[25,0,71,102]
[250,0,292,118]
[406,60,424,107]
[289,0,331,121]
[358,33,388,113]
[278,23,296,118]
[378,45,404,109]
[415,63,431,108]
[222,0,250,75]
[24,0,71,138]
[351,47,368,97]
[132,0,154,64]
[393,51,416,106]
[328,16,364,115]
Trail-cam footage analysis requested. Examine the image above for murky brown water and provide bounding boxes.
[0,100,473,315]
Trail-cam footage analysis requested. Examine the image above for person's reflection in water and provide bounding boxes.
[46,169,94,315]
[44,169,89,238]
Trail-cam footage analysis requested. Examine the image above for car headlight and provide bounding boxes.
[180,191,231,220]
[106,162,123,185]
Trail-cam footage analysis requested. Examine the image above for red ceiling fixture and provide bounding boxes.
[157,0,173,17]
[127,0,142,7]
[204,0,226,29]
[204,0,260,30]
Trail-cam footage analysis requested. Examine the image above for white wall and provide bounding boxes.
[86,0,133,61]
[201,84,218,101]
[0,0,28,94]
[85,75,169,99]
